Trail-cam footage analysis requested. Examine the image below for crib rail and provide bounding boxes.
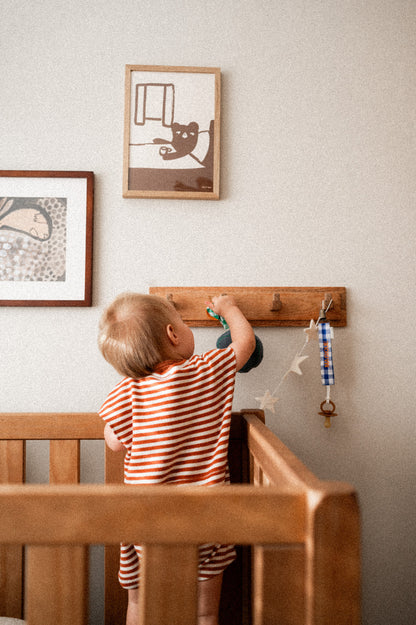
[0,410,361,625]
[0,484,307,545]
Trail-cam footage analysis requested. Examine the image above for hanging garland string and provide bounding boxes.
[255,299,337,426]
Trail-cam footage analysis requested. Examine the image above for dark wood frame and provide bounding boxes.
[0,170,94,307]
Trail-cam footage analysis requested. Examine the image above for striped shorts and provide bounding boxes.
[118,542,236,589]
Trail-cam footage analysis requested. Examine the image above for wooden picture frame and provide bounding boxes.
[0,170,94,307]
[123,65,221,200]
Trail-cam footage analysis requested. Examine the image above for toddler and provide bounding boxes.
[98,292,255,625]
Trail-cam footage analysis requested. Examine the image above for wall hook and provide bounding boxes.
[318,293,333,323]
[324,293,333,310]
[166,293,177,308]
[270,293,282,312]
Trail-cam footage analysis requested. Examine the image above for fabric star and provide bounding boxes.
[303,319,319,342]
[255,390,280,413]
[288,354,309,375]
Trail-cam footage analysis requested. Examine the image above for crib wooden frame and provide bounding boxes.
[0,410,360,625]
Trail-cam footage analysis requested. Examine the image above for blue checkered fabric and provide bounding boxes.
[318,322,335,385]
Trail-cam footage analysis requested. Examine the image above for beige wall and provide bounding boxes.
[1,1,415,623]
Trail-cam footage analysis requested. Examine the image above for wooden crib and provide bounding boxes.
[0,410,360,625]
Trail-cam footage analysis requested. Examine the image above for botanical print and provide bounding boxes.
[0,196,67,282]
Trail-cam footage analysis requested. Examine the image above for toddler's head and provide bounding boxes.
[98,292,177,378]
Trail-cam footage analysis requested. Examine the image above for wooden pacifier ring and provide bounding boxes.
[319,400,337,415]
[319,400,337,428]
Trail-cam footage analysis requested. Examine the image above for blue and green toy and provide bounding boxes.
[206,306,263,373]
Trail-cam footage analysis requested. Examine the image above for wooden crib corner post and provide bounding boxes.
[305,486,361,625]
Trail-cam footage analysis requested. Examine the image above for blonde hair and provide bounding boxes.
[98,292,175,378]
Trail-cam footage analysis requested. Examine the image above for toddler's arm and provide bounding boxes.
[210,295,256,371]
[104,423,124,452]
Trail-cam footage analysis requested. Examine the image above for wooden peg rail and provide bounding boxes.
[149,287,347,327]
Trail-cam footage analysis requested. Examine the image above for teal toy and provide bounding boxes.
[206,307,263,373]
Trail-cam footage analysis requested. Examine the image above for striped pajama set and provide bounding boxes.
[99,346,237,589]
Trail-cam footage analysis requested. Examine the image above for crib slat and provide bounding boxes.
[31,440,88,625]
[50,439,81,483]
[104,445,128,625]
[26,545,88,625]
[0,440,25,483]
[140,545,198,625]
[0,440,25,619]
[253,545,305,625]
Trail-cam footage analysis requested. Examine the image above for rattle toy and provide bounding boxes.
[206,306,263,373]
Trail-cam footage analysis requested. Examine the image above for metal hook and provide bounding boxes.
[317,293,333,324]
[323,293,333,311]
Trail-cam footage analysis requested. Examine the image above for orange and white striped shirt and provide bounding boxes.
[99,346,237,486]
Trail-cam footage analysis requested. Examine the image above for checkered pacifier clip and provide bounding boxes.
[319,322,335,385]
[318,321,337,428]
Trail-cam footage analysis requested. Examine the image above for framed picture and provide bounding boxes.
[0,170,94,306]
[123,65,221,200]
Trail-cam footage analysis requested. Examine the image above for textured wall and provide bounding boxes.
[1,1,415,623]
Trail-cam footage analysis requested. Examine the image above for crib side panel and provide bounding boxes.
[243,411,361,625]
[0,440,25,620]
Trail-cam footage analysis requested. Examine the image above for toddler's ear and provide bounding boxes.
[166,323,179,346]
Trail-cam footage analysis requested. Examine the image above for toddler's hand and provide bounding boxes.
[210,294,238,318]
[209,294,255,371]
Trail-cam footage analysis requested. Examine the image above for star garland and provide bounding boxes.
[255,318,319,413]
[255,299,334,416]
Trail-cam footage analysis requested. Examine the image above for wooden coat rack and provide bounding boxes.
[149,287,347,327]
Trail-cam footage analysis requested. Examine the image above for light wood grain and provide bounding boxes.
[253,545,305,625]
[149,286,347,326]
[104,443,128,624]
[26,545,88,625]
[0,412,103,439]
[0,484,306,545]
[0,441,25,618]
[140,545,198,625]
[0,410,360,625]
